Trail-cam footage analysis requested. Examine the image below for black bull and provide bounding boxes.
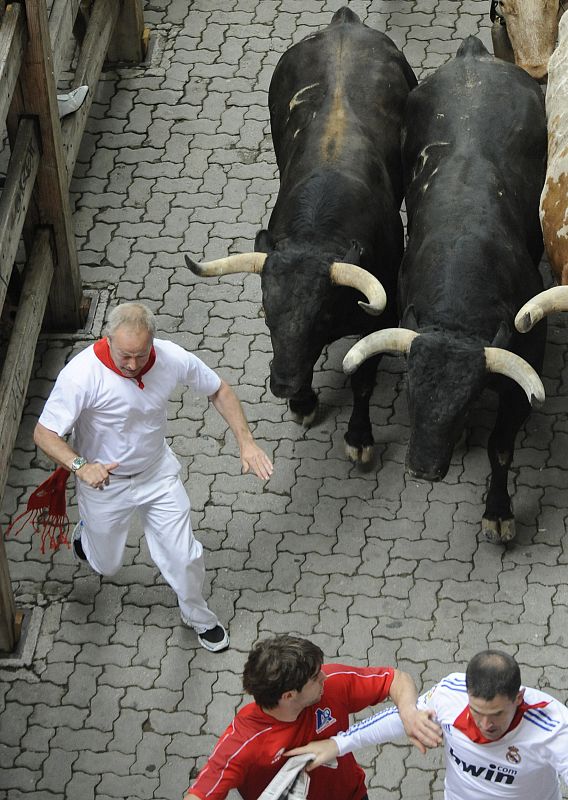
[185,7,417,464]
[344,37,547,543]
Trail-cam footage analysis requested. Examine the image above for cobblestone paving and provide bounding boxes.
[1,1,568,799]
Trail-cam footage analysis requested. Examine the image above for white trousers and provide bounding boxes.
[75,447,218,632]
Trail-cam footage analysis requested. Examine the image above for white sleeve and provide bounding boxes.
[331,687,436,757]
[38,373,90,437]
[546,710,568,785]
[331,706,406,756]
[181,350,221,396]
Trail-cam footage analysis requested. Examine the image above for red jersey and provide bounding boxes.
[189,663,395,800]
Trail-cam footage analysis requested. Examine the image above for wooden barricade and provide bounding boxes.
[0,0,146,653]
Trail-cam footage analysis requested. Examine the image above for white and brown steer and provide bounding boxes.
[491,0,563,79]
[516,12,568,333]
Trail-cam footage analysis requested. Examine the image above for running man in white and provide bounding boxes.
[287,650,568,799]
[34,302,273,652]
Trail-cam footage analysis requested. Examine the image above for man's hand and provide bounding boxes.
[284,739,339,771]
[240,441,273,480]
[76,461,119,490]
[398,707,442,754]
[209,380,273,480]
[33,423,119,490]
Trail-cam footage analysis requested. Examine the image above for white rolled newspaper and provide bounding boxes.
[257,754,315,800]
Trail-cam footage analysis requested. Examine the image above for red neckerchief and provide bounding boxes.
[454,698,550,743]
[94,337,156,389]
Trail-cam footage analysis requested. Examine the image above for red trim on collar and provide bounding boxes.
[94,338,156,389]
[454,699,550,743]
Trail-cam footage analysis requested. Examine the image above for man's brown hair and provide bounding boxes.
[466,650,521,701]
[242,635,324,709]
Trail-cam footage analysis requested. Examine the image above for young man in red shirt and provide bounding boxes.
[184,634,441,800]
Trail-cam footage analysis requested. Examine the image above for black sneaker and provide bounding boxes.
[197,624,230,653]
[71,521,87,561]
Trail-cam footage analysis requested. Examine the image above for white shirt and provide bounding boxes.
[332,673,568,800]
[39,339,221,475]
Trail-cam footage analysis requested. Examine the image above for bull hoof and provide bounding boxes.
[290,407,317,427]
[345,441,374,466]
[481,516,516,544]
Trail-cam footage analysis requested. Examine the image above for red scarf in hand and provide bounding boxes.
[93,337,156,388]
[4,467,71,553]
[453,698,550,743]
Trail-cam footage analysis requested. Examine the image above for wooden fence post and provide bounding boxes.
[16,0,83,331]
[61,0,121,174]
[0,533,16,653]
[0,228,55,654]
[106,0,146,64]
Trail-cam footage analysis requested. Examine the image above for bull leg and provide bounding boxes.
[289,387,318,427]
[482,386,530,544]
[344,356,379,465]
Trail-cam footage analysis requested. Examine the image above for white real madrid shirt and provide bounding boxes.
[38,339,221,476]
[332,672,568,800]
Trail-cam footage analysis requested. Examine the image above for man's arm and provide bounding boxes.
[547,703,568,785]
[388,669,442,753]
[34,423,119,489]
[286,673,442,768]
[209,380,273,480]
[285,706,408,769]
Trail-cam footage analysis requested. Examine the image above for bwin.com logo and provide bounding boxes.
[449,747,519,784]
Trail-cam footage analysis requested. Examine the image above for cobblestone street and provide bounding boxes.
[1,1,568,798]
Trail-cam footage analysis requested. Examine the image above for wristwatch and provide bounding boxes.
[70,456,87,472]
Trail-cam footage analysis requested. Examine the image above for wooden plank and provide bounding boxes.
[0,3,26,131]
[0,531,16,653]
[0,229,54,507]
[73,1,92,44]
[61,0,120,178]
[21,0,82,330]
[48,0,82,81]
[0,228,54,649]
[5,0,81,265]
[0,118,41,314]
[106,0,145,64]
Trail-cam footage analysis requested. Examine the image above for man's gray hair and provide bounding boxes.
[103,302,156,338]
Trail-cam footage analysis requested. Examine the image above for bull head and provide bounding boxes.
[492,0,562,80]
[184,252,387,315]
[343,327,545,407]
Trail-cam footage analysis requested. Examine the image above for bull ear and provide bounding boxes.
[255,229,275,254]
[401,304,419,331]
[491,321,511,348]
[344,239,364,265]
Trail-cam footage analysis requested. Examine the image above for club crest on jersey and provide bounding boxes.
[506,746,521,765]
[315,707,336,733]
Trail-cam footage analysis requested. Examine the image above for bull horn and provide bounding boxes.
[343,328,419,374]
[484,347,545,407]
[515,286,568,332]
[184,252,266,277]
[329,262,387,316]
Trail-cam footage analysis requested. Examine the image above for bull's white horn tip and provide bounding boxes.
[514,308,537,333]
[531,387,545,408]
[342,351,360,375]
[184,255,203,275]
[358,300,384,317]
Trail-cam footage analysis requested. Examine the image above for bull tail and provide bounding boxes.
[456,35,491,59]
[330,6,361,26]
